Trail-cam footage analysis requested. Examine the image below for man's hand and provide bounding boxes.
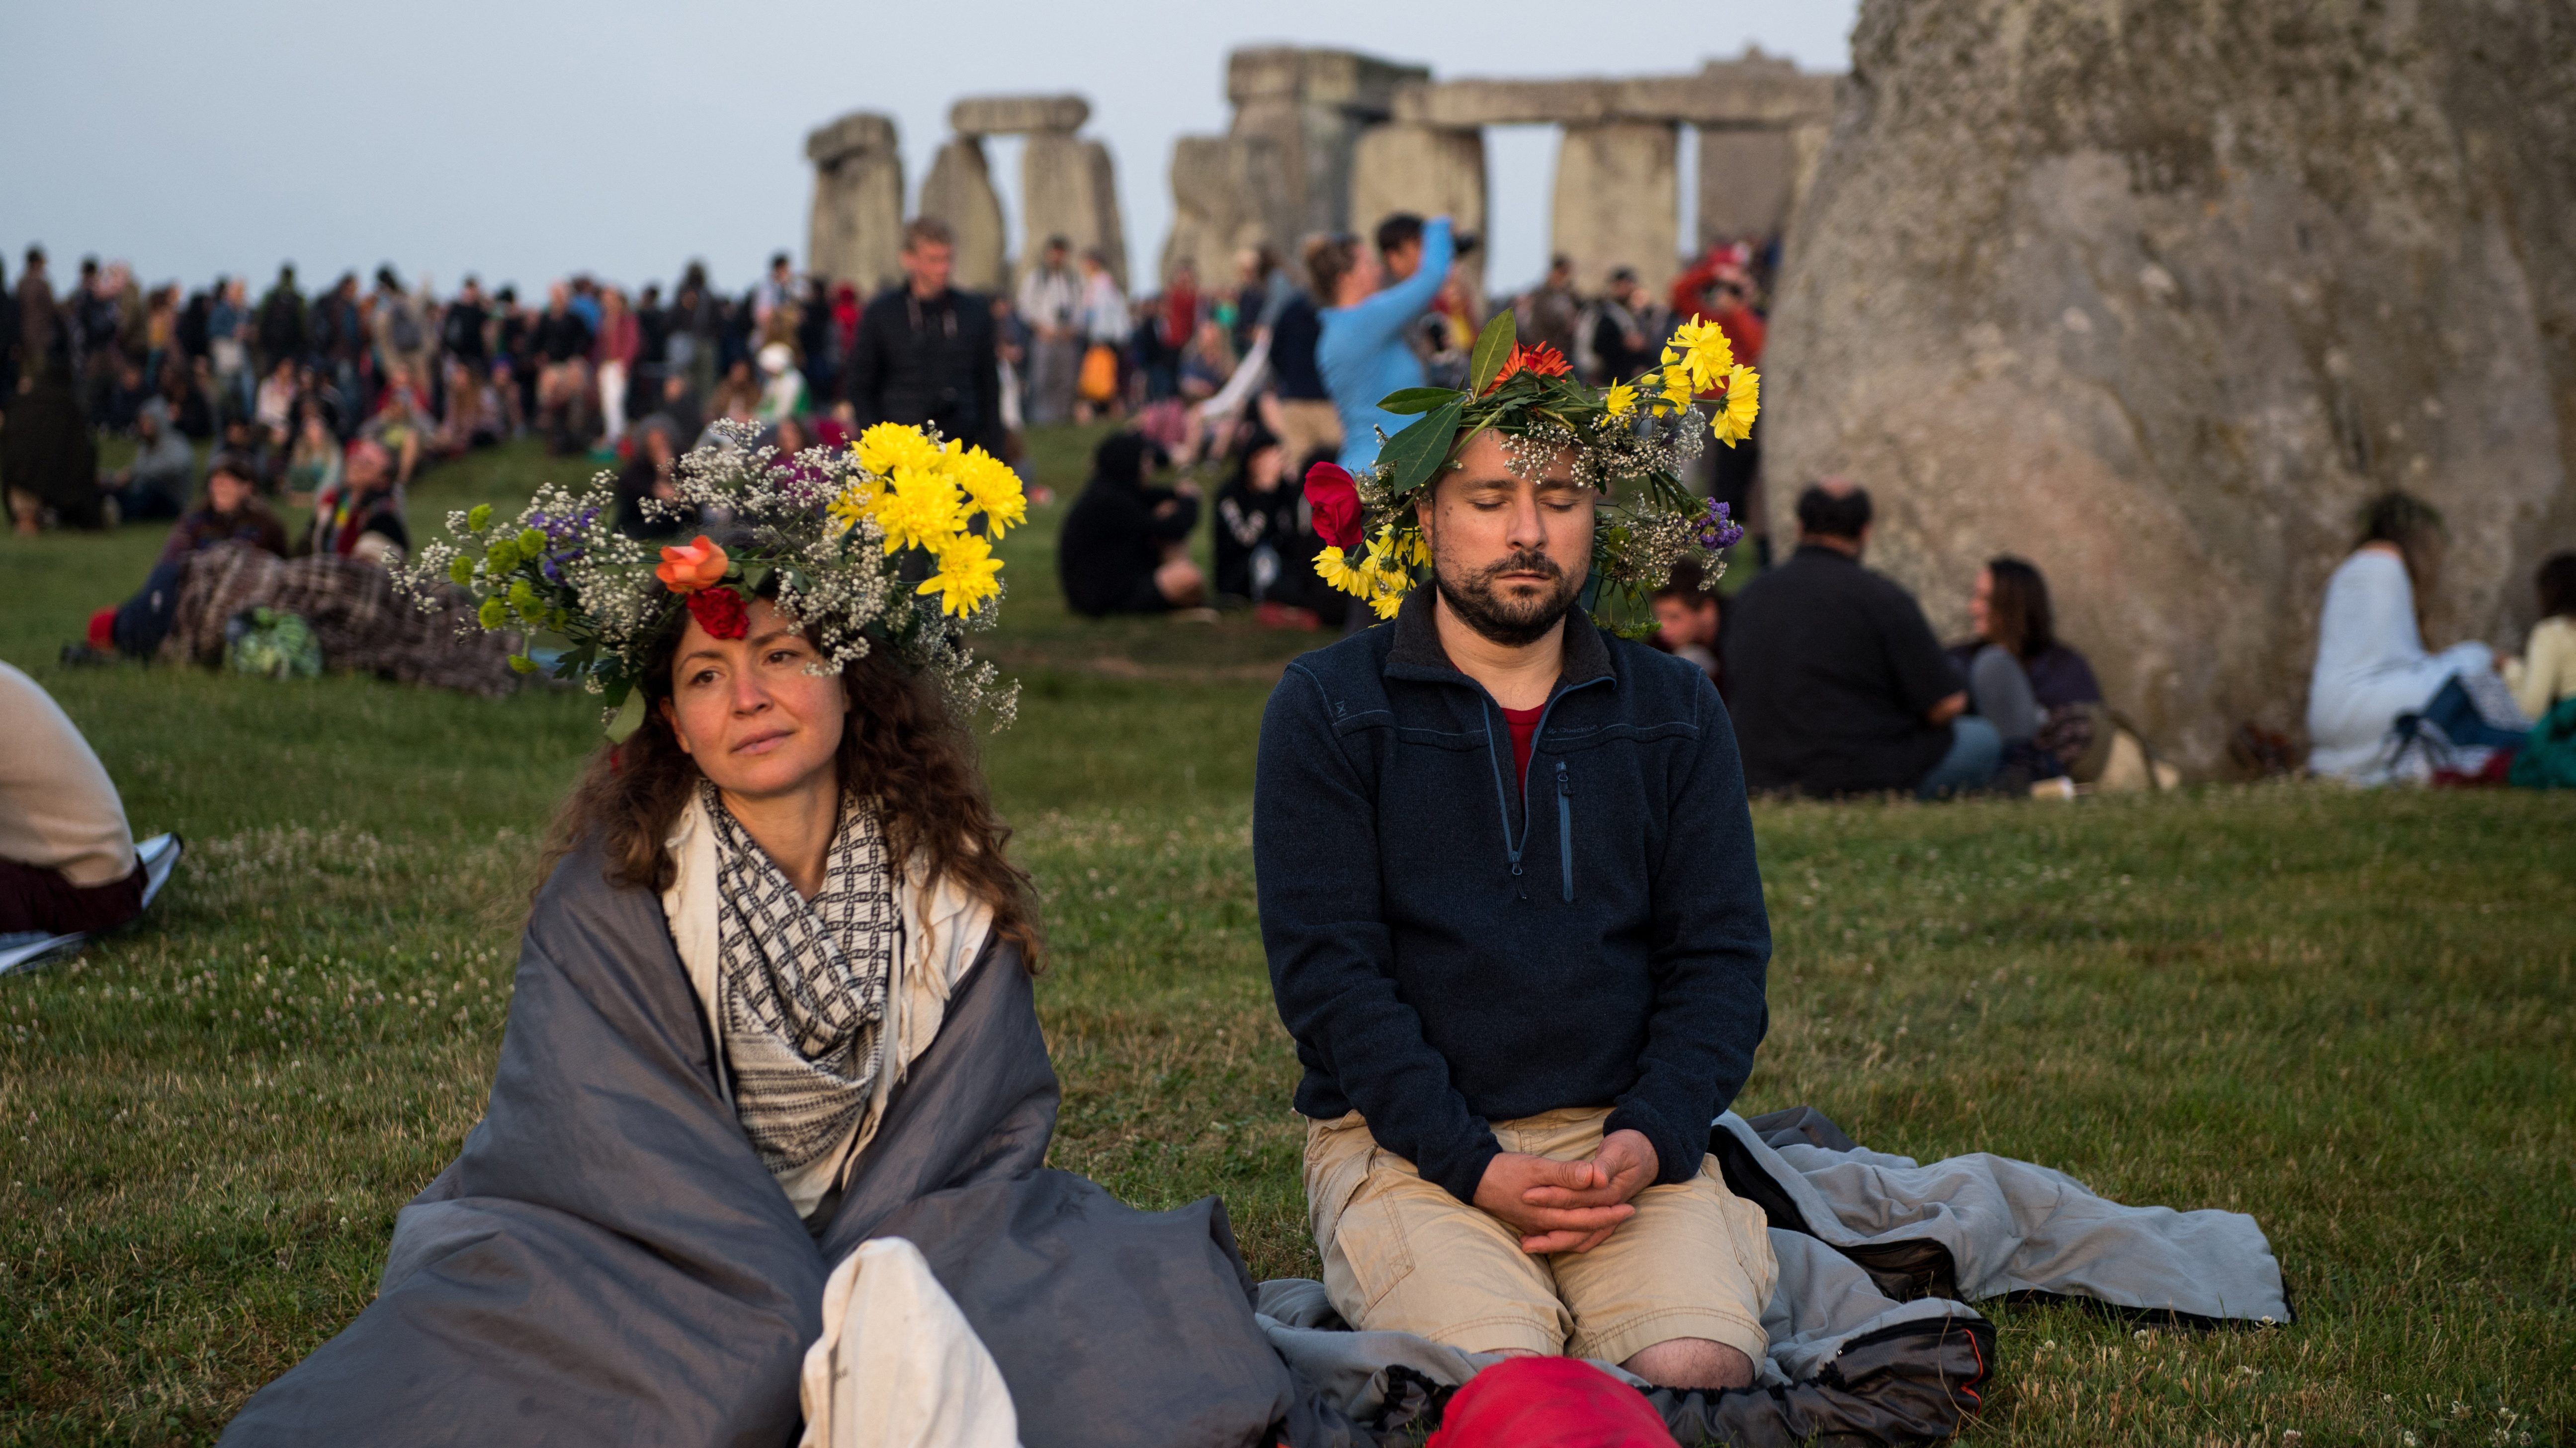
[1473,1129,1661,1256]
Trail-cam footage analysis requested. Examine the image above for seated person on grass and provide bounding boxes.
[1057,430,1204,616]
[1255,331,1776,1390]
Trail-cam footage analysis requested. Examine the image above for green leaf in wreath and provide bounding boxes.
[1375,386,1463,416]
[1380,397,1465,499]
[1466,311,1518,397]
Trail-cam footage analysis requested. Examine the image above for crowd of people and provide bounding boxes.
[7,216,2569,793]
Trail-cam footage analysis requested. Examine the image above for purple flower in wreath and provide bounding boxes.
[1697,497,1745,551]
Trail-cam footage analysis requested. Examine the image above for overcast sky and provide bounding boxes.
[0,1,1855,300]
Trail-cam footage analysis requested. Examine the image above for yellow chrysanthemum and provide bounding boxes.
[1668,317,1737,392]
[825,481,877,537]
[872,465,964,554]
[855,422,942,479]
[1315,545,1371,598]
[1603,381,1638,418]
[1368,588,1405,620]
[1712,364,1761,448]
[950,446,1029,537]
[916,531,1004,616]
[1656,364,1696,415]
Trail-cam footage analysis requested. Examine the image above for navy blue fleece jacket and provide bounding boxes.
[1254,588,1771,1203]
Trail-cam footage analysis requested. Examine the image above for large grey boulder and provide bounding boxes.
[1762,0,2576,773]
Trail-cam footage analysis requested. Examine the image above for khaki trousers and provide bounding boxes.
[1304,1108,1776,1365]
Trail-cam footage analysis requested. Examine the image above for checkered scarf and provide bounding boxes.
[705,783,898,1176]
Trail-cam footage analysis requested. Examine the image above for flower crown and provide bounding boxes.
[1303,311,1752,630]
[401,420,1025,739]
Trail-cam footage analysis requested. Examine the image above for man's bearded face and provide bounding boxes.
[1421,433,1593,648]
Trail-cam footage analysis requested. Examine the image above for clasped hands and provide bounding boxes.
[1471,1129,1659,1256]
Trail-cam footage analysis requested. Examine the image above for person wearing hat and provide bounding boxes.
[755,341,806,422]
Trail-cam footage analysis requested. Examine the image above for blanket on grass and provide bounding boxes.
[163,541,520,697]
[219,843,2286,1447]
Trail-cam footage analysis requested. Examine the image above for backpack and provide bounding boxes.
[2508,694,2576,789]
[390,302,425,355]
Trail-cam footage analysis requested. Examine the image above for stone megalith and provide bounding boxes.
[1696,130,1795,250]
[1023,132,1126,292]
[1350,123,1487,295]
[1162,134,1290,285]
[1550,122,1677,292]
[1762,0,2576,774]
[920,137,1007,295]
[806,112,905,296]
[1226,47,1428,241]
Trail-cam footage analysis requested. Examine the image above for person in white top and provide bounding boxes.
[1014,236,1084,425]
[2305,493,2509,782]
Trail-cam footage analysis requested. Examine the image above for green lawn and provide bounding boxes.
[1,434,2569,1447]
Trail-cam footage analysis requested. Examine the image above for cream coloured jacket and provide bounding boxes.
[661,792,996,1219]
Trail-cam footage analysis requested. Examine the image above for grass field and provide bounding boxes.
[1,432,2569,1447]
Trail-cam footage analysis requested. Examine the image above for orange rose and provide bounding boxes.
[655,536,729,594]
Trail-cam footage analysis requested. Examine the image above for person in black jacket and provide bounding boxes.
[1057,432,1203,616]
[1253,427,1774,1391]
[840,217,1004,457]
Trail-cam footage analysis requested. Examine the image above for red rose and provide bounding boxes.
[685,586,749,640]
[1303,462,1364,550]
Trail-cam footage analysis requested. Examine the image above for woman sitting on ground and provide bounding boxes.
[223,425,1322,1447]
[1947,555,2103,779]
[1057,430,1205,616]
[2307,492,2508,783]
[158,451,287,563]
[2504,551,2576,721]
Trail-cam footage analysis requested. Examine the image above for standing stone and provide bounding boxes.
[806,112,904,297]
[1762,0,2576,774]
[1696,129,1795,250]
[1226,47,1428,241]
[1023,132,1127,292]
[1551,122,1678,292]
[921,138,1007,295]
[1162,135,1291,285]
[1350,123,1488,295]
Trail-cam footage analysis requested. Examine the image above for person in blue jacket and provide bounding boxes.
[1311,215,1456,474]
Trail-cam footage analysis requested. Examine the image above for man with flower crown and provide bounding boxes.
[1255,315,1779,1389]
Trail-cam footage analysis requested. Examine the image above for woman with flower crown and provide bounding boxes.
[220,422,1337,1448]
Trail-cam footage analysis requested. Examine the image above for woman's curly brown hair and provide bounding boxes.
[534,639,1041,969]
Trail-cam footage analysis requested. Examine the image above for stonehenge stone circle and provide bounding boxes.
[1762,0,2576,774]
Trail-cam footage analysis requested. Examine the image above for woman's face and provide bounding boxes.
[659,599,849,804]
[1970,567,1993,640]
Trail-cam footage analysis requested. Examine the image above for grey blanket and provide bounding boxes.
[1265,1107,2288,1446]
[222,843,1334,1448]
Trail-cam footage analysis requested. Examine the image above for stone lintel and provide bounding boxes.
[1389,66,1835,128]
[1226,46,1427,114]
[948,94,1091,137]
[805,111,897,165]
